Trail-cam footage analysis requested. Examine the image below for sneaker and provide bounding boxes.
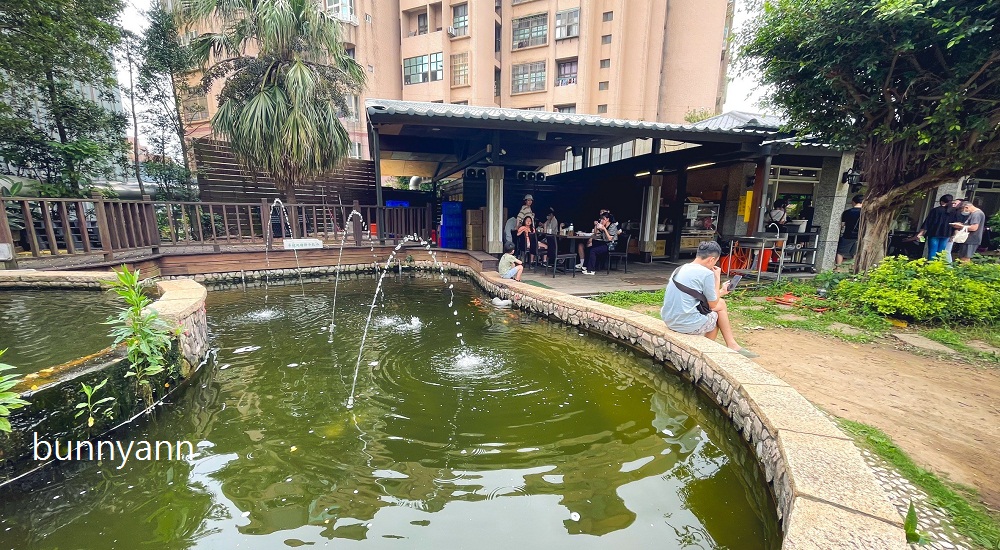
[582,268,595,275]
[575,263,585,269]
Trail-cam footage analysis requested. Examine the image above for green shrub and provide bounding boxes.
[834,256,1000,323]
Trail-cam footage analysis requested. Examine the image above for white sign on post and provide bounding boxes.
[282,238,323,250]
[0,243,12,261]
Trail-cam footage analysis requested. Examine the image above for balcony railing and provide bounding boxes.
[555,76,577,86]
[0,195,435,265]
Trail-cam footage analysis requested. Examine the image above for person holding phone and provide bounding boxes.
[660,241,757,357]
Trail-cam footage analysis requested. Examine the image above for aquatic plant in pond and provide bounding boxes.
[0,349,29,434]
[74,378,115,431]
[106,266,174,405]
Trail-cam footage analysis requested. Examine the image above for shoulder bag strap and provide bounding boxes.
[671,273,709,303]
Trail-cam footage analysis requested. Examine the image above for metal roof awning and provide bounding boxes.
[366,99,791,180]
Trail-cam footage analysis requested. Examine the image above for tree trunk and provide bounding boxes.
[125,46,146,196]
[44,69,75,195]
[853,204,896,273]
[169,74,192,194]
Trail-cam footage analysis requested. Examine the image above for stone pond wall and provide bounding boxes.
[0,275,209,486]
[2,257,906,547]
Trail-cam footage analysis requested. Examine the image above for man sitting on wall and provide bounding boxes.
[660,241,757,358]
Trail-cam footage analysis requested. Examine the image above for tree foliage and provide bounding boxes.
[0,0,128,196]
[184,0,366,201]
[140,5,198,194]
[740,0,1000,270]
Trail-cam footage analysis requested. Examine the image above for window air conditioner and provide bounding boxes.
[447,26,456,37]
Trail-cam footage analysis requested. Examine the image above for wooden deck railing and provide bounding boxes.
[0,194,435,265]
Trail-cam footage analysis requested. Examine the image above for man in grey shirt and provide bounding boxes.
[951,201,987,262]
[660,241,756,357]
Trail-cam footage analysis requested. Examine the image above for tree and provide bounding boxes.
[119,30,146,196]
[185,0,366,207]
[140,6,198,191]
[740,0,1000,271]
[684,108,716,124]
[0,0,128,196]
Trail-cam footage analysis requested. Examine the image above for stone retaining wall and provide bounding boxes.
[0,276,210,487]
[458,266,907,549]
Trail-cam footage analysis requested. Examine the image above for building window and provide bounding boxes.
[597,104,608,114]
[350,141,362,159]
[452,4,468,36]
[326,0,355,22]
[453,100,468,105]
[512,13,547,50]
[417,12,428,35]
[523,106,546,111]
[345,47,355,59]
[403,55,428,84]
[555,8,579,39]
[430,52,443,81]
[511,61,546,94]
[598,81,609,90]
[601,34,612,45]
[555,59,577,86]
[600,58,611,68]
[451,52,469,86]
[183,95,209,121]
[555,104,576,113]
[602,11,613,22]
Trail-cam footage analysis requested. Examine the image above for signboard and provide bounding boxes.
[0,243,11,261]
[743,190,754,222]
[282,238,323,250]
[385,200,410,207]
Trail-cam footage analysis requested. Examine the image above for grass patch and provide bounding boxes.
[837,418,1000,549]
[593,289,664,308]
[921,327,1000,364]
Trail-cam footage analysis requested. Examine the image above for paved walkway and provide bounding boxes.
[517,260,683,295]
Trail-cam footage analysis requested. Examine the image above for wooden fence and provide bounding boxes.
[0,194,435,265]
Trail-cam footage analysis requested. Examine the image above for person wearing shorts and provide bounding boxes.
[659,241,756,357]
[498,243,523,281]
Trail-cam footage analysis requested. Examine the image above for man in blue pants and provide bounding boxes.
[914,194,959,261]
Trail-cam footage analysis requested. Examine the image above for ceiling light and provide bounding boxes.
[686,162,716,170]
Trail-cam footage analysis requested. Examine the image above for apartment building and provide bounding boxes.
[180,0,734,162]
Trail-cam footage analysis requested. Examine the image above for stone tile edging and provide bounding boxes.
[464,268,906,549]
[150,279,209,378]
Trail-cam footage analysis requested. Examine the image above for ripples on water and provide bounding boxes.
[0,289,119,374]
[0,276,780,550]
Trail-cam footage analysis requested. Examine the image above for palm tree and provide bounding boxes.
[184,0,365,209]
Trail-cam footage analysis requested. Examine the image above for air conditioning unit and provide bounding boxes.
[464,167,487,181]
[447,26,456,37]
[516,171,545,181]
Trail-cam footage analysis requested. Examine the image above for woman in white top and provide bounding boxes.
[766,199,788,228]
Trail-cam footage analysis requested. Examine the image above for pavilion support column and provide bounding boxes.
[747,155,772,235]
[638,175,663,263]
[670,168,688,261]
[372,127,385,244]
[486,165,505,254]
[813,152,855,271]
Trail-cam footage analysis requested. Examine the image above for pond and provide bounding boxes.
[0,275,780,549]
[0,289,120,375]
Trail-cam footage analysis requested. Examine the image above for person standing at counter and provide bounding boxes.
[516,194,535,225]
[836,195,864,266]
[913,194,959,261]
[765,199,788,228]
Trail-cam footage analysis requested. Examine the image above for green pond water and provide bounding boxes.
[0,289,120,374]
[0,275,780,549]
